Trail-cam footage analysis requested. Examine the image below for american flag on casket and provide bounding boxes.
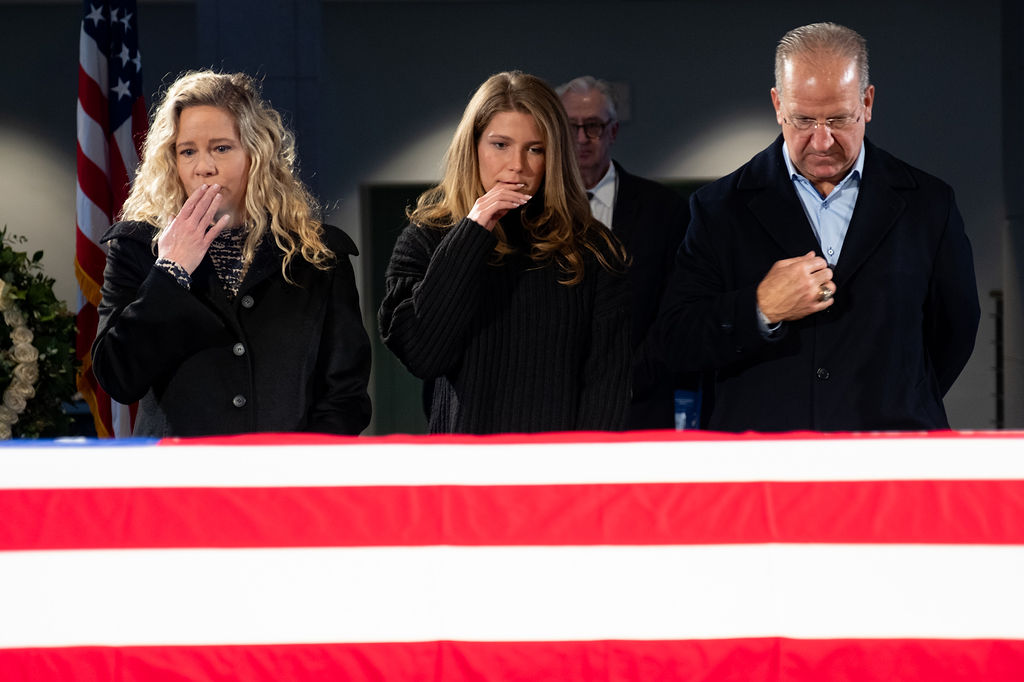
[1,430,1023,681]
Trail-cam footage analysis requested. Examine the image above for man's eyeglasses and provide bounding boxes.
[783,111,862,132]
[570,120,613,140]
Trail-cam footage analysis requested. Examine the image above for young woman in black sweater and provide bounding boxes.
[379,71,630,434]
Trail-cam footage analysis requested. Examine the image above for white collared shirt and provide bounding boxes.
[587,162,618,229]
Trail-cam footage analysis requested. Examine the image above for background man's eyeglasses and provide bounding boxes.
[570,120,613,139]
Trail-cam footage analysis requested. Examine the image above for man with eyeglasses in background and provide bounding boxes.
[557,75,694,431]
[655,22,979,432]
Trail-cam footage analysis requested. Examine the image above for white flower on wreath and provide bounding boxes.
[12,342,38,364]
[4,307,25,328]
[10,377,35,400]
[10,325,33,345]
[0,404,18,425]
[13,362,38,385]
[0,297,40,439]
[3,388,26,413]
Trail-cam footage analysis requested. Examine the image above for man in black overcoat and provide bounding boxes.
[558,76,693,430]
[656,22,980,432]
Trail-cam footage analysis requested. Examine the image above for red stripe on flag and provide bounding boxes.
[76,64,108,130]
[1,638,1022,682]
[76,143,113,220]
[75,227,108,296]
[4,479,1023,551]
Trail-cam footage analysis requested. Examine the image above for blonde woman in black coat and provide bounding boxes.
[93,71,371,437]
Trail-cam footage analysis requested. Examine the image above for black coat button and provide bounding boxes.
[241,295,255,309]
[816,368,830,380]
[232,394,247,408]
[232,343,245,356]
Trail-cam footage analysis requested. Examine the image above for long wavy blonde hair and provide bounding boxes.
[121,70,331,279]
[408,71,625,285]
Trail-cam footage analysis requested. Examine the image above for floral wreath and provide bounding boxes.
[0,227,77,439]
[0,282,39,439]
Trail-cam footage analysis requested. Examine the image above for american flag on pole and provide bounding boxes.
[75,0,146,438]
[1,430,1024,681]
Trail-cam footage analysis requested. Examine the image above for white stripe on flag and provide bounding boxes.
[75,187,111,249]
[4,436,1024,489]
[78,26,106,91]
[76,101,109,172]
[112,117,140,181]
[2,544,1022,647]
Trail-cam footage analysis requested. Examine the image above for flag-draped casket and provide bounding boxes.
[2,431,1023,681]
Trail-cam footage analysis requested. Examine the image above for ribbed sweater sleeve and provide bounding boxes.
[379,219,497,379]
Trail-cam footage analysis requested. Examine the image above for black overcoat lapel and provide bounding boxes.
[739,138,822,258]
[833,139,913,284]
[610,162,637,247]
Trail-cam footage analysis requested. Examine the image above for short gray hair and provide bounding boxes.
[555,75,617,120]
[775,22,870,96]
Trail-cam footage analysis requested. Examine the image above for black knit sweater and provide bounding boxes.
[379,209,631,434]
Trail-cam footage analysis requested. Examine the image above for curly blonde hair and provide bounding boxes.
[121,70,332,279]
[408,71,625,286]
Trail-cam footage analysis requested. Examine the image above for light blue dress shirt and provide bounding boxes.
[757,142,866,335]
[782,141,866,266]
